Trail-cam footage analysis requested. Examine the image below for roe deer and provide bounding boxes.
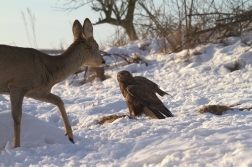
[0,18,105,148]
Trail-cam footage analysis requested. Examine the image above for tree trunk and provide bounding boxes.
[121,20,138,41]
[123,0,138,41]
[93,0,138,41]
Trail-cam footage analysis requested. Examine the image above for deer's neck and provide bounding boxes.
[46,42,87,84]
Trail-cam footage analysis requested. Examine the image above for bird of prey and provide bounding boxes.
[117,70,174,119]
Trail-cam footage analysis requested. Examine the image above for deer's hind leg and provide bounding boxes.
[9,87,26,148]
[31,93,74,144]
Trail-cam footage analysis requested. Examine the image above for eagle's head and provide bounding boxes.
[117,70,133,82]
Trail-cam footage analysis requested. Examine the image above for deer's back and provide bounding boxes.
[0,45,53,94]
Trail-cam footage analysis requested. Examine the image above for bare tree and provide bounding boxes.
[135,0,252,54]
[58,0,252,53]
[57,0,138,41]
[186,0,252,43]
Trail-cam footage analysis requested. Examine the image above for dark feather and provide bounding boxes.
[127,85,173,118]
[134,76,169,96]
[117,70,174,119]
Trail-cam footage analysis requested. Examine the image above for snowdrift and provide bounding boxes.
[0,37,252,166]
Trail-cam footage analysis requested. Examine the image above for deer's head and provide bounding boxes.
[72,18,105,67]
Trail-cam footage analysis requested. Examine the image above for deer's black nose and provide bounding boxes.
[102,60,105,64]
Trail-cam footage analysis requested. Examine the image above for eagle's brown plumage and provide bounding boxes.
[133,76,169,96]
[117,70,173,119]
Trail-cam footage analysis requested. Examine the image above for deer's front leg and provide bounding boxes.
[36,93,74,144]
[9,87,25,148]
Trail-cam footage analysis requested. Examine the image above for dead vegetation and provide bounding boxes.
[224,59,246,72]
[59,0,252,83]
[136,0,252,55]
[198,104,252,115]
[98,103,252,125]
[80,67,109,85]
[70,51,148,85]
[57,0,252,54]
[97,114,129,125]
[21,8,38,49]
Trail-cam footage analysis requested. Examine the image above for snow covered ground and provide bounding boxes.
[1,37,252,167]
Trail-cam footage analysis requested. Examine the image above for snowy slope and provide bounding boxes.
[0,37,252,167]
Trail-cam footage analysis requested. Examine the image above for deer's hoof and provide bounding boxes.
[69,137,75,144]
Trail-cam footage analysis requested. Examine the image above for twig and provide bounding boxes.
[69,73,78,85]
[100,51,132,64]
[244,46,252,52]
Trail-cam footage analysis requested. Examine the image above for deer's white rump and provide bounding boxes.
[0,18,105,148]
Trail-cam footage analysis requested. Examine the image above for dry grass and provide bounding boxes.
[97,115,128,125]
[198,105,232,115]
[198,104,252,115]
[80,67,110,85]
[224,59,246,72]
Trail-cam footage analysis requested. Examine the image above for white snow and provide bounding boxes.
[1,37,252,167]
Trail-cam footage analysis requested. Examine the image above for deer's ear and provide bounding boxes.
[82,18,93,39]
[72,20,82,41]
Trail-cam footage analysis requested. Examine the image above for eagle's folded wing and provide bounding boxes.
[134,76,169,97]
[127,85,173,119]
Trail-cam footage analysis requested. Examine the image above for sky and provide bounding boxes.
[0,0,114,49]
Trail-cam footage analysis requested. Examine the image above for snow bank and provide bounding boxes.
[1,37,252,166]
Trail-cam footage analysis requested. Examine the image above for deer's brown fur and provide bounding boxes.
[0,18,105,148]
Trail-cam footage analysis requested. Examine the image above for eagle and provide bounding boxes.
[117,70,174,119]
